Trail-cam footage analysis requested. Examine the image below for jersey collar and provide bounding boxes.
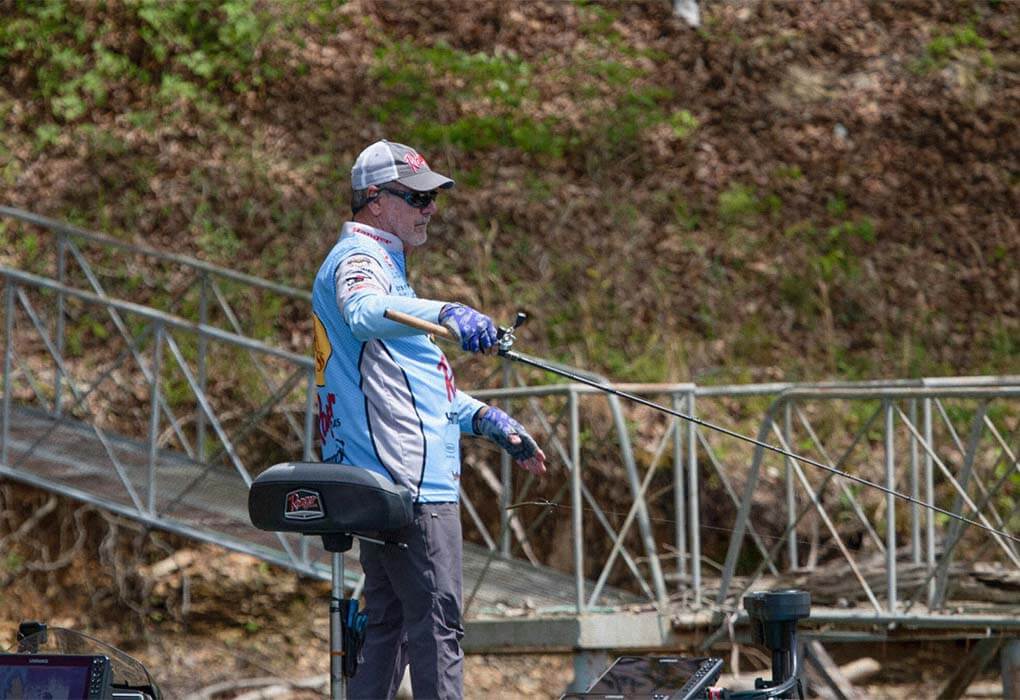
[341,222,404,254]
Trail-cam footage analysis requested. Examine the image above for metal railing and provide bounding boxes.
[461,370,1020,618]
[0,206,310,461]
[0,265,321,575]
[3,206,1018,623]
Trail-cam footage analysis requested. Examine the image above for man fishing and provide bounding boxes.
[311,139,546,699]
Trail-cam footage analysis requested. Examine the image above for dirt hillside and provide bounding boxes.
[0,1,1017,697]
[2,0,1017,384]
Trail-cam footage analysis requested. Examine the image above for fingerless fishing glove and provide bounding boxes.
[473,406,540,461]
[439,303,498,353]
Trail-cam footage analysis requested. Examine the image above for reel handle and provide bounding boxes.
[497,311,527,354]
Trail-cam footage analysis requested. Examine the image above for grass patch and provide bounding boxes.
[718,183,781,226]
[370,40,566,157]
[669,109,700,140]
[775,164,804,181]
[914,24,990,73]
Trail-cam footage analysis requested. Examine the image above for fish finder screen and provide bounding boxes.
[582,655,722,697]
[0,655,94,699]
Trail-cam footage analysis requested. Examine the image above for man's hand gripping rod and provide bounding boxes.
[382,308,1020,546]
[383,308,526,353]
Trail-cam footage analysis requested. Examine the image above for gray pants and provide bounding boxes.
[351,502,464,700]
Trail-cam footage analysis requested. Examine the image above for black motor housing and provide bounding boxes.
[248,462,413,535]
[744,589,811,687]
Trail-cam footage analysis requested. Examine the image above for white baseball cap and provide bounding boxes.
[351,140,455,191]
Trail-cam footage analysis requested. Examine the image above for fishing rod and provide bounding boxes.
[384,309,1020,547]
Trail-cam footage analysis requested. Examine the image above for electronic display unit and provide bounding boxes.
[0,653,111,700]
[560,655,724,700]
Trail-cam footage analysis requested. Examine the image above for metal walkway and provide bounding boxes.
[1,386,631,616]
[2,206,1019,656]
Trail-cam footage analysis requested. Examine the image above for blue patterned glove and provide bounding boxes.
[474,406,547,475]
[439,303,498,353]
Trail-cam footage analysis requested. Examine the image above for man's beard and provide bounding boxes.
[405,224,428,248]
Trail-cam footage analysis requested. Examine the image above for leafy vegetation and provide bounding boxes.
[915,23,993,72]
[0,0,298,122]
[1,0,1016,388]
[1,5,1017,669]
[370,40,565,156]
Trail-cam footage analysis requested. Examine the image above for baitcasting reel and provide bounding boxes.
[496,311,528,355]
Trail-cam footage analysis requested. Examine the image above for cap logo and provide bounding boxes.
[285,489,324,520]
[403,152,427,173]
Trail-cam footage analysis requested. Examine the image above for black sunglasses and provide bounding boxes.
[378,187,439,210]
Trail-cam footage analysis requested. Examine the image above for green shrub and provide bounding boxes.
[826,195,847,217]
[0,0,295,122]
[775,164,804,181]
[811,219,876,281]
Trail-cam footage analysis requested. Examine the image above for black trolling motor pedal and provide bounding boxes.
[743,589,811,699]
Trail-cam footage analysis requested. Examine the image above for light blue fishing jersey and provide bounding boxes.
[312,222,485,503]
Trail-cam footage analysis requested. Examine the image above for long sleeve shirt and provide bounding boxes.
[311,221,484,503]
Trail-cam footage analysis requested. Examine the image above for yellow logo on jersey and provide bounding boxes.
[313,314,332,387]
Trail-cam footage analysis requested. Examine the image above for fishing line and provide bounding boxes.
[501,348,1020,547]
[383,308,1020,547]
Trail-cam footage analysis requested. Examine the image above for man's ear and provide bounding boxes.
[366,186,381,212]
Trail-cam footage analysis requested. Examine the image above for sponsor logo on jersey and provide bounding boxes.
[313,314,332,386]
[318,392,341,442]
[351,226,400,253]
[437,355,455,401]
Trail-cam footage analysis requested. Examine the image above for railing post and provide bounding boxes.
[605,389,669,608]
[924,398,935,607]
[303,365,316,566]
[197,272,209,459]
[910,399,920,564]
[55,233,67,417]
[784,399,798,571]
[672,392,688,586]
[884,399,897,613]
[569,387,584,614]
[500,358,512,557]
[1003,639,1020,700]
[146,322,164,515]
[304,365,317,462]
[687,391,701,606]
[717,414,774,606]
[2,282,13,465]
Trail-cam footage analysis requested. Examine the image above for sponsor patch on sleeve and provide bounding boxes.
[336,254,391,307]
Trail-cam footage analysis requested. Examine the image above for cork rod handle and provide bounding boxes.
[383,309,454,340]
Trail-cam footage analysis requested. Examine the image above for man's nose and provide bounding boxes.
[422,198,438,215]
